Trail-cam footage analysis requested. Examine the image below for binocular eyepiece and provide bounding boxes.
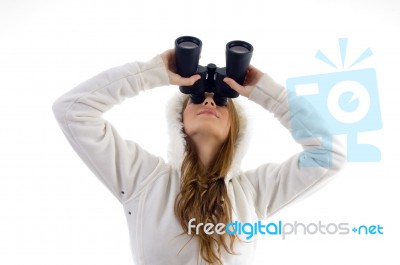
[175,36,253,106]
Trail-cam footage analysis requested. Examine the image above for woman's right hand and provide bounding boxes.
[161,49,201,86]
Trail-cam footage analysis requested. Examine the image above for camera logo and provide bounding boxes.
[286,38,382,162]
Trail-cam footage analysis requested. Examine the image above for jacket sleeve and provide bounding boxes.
[52,55,170,203]
[244,73,347,219]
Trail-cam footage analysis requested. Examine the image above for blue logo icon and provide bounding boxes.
[286,38,382,162]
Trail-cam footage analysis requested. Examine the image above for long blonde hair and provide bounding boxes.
[174,97,240,264]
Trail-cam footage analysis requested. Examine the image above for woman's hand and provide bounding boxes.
[223,65,264,98]
[161,49,201,86]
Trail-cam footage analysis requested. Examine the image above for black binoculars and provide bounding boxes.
[175,36,253,106]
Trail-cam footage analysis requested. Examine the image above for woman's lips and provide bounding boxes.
[197,108,219,118]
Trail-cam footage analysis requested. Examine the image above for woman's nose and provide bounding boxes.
[202,95,216,108]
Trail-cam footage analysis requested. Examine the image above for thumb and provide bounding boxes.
[170,73,201,86]
[179,74,201,86]
[223,77,250,97]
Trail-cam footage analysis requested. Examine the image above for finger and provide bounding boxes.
[187,74,201,85]
[247,64,256,72]
[248,64,262,74]
[223,77,245,94]
[177,74,201,86]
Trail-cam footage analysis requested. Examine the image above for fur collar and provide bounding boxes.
[165,93,252,183]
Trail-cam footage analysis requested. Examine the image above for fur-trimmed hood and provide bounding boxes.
[166,93,252,184]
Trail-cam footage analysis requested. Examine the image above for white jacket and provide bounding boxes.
[52,55,346,265]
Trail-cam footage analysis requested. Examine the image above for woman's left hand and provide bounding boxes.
[223,65,264,98]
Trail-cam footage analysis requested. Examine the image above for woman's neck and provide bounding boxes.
[191,134,221,169]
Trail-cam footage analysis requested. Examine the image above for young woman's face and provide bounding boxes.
[183,94,231,143]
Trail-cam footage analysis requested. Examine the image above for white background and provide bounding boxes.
[1,0,399,264]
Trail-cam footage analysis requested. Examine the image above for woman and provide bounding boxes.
[53,48,346,265]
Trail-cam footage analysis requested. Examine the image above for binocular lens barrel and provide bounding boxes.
[226,40,253,85]
[175,36,202,77]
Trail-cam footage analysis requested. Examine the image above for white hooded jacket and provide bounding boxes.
[52,55,346,265]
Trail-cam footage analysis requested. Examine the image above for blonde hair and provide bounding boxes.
[174,97,240,264]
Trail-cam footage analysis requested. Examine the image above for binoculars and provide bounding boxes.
[174,36,253,106]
